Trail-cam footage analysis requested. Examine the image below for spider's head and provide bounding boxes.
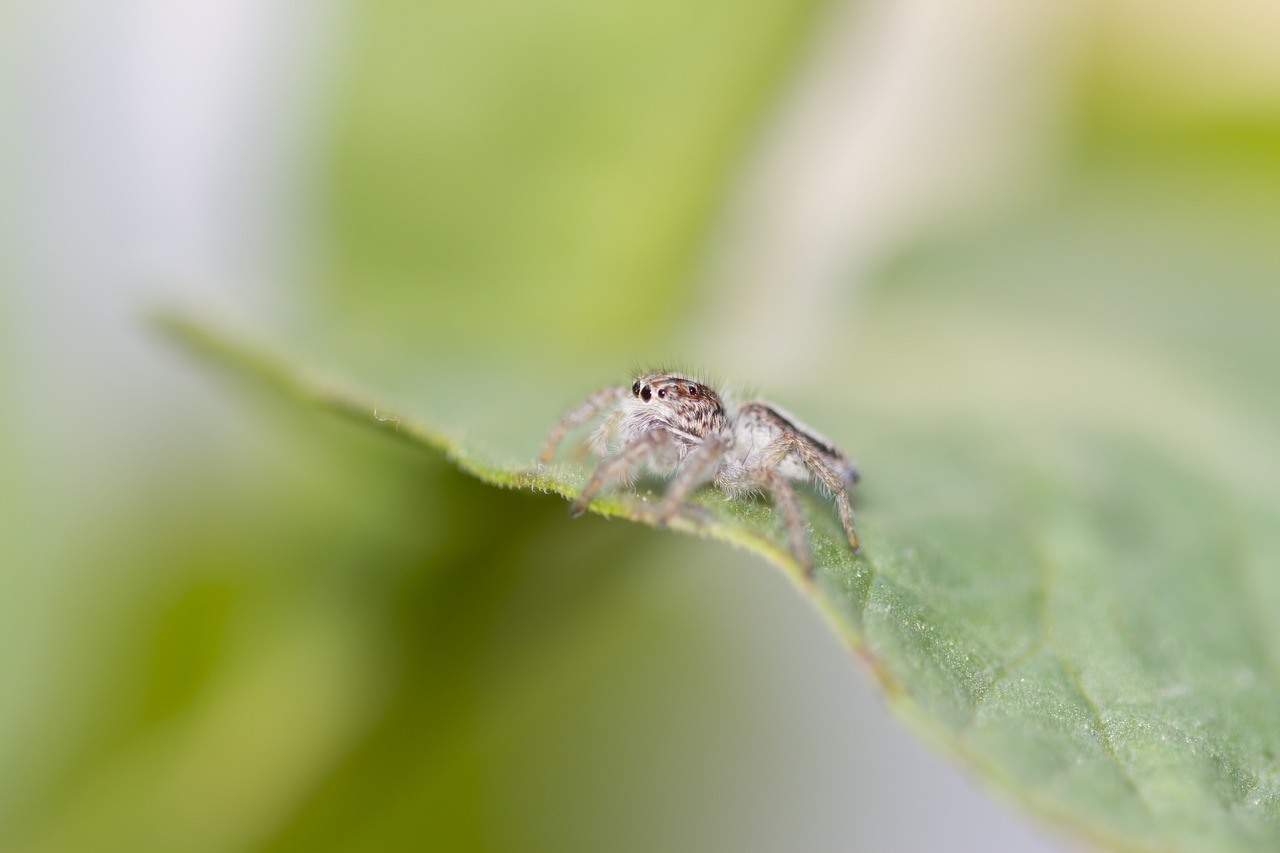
[627,372,726,438]
[630,372,713,404]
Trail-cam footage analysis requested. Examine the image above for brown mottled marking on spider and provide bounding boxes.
[539,371,861,577]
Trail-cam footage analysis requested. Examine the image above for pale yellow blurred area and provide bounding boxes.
[1102,0,1280,112]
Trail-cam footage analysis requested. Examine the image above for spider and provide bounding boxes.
[539,371,861,576]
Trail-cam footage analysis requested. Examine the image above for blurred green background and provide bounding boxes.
[4,1,1280,851]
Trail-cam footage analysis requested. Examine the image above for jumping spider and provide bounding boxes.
[539,371,861,576]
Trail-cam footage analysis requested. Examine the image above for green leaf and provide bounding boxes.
[157,302,1280,853]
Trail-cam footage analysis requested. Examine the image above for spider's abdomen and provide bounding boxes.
[726,408,805,478]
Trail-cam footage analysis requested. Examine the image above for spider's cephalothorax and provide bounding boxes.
[617,373,729,457]
[539,371,861,576]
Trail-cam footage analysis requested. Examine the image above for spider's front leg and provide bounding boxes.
[569,430,668,517]
[539,385,628,465]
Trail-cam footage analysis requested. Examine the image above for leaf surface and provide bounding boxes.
[158,302,1280,853]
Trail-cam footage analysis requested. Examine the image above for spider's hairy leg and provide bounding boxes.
[654,433,727,526]
[756,469,813,577]
[569,431,665,517]
[539,385,627,464]
[763,433,861,555]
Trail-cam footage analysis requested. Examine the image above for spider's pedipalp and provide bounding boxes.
[654,431,729,527]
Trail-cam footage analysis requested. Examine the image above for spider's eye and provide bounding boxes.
[640,385,652,402]
[632,381,641,397]
[657,388,666,399]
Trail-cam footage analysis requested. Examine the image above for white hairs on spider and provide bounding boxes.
[539,370,862,577]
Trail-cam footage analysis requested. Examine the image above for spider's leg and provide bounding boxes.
[570,430,664,516]
[754,469,813,578]
[539,385,627,464]
[762,433,861,555]
[654,433,726,526]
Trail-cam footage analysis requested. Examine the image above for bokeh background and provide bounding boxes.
[4,1,1280,851]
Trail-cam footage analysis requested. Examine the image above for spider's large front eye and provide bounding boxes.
[640,385,652,402]
[632,381,641,397]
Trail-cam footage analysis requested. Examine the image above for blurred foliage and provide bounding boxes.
[311,0,822,364]
[9,1,1280,852]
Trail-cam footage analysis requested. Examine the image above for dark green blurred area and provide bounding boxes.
[8,399,758,852]
[6,1,1280,851]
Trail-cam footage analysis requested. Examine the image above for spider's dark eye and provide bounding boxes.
[657,388,666,399]
[632,381,641,397]
[640,385,652,402]
[687,385,698,395]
